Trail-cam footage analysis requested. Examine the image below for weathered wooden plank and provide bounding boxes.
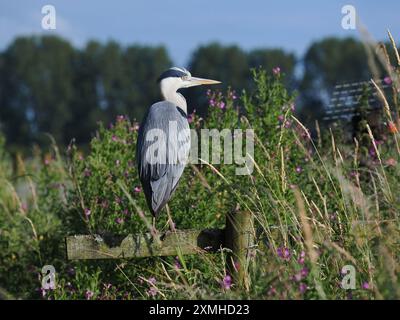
[66,229,224,260]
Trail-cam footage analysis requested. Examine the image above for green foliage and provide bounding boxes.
[68,116,157,234]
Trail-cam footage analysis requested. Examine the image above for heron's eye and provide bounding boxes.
[181,75,190,81]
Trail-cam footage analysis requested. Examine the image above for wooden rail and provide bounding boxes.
[66,229,224,260]
[65,211,254,289]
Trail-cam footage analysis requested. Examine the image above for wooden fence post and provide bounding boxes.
[225,211,254,291]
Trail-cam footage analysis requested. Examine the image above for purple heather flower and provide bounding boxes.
[277,247,291,261]
[298,251,306,264]
[300,267,309,278]
[147,287,158,297]
[221,275,232,290]
[148,277,157,285]
[369,147,376,157]
[272,67,281,75]
[295,166,302,173]
[129,123,140,132]
[228,90,237,100]
[174,257,182,270]
[219,101,226,109]
[299,283,307,294]
[85,290,94,300]
[284,120,292,128]
[293,267,309,282]
[278,115,285,123]
[84,208,91,218]
[116,115,124,122]
[209,99,215,107]
[111,135,118,142]
[134,186,142,193]
[115,217,124,224]
[293,273,302,282]
[362,282,370,290]
[384,76,392,85]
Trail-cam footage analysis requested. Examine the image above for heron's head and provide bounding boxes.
[157,67,221,91]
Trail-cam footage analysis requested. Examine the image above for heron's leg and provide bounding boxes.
[166,204,176,232]
[150,216,163,244]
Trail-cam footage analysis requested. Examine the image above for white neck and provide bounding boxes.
[160,78,187,114]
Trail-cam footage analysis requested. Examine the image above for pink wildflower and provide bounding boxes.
[84,208,91,218]
[299,283,307,294]
[85,290,94,300]
[221,275,232,290]
[277,247,291,261]
[273,67,281,75]
[384,76,392,85]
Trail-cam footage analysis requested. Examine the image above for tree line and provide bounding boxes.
[0,35,393,150]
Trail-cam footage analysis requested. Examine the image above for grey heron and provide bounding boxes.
[136,67,220,220]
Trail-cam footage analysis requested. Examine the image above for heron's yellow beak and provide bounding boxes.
[186,77,221,87]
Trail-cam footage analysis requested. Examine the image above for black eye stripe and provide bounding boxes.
[157,69,188,82]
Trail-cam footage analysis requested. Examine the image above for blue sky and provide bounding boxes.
[0,1,399,65]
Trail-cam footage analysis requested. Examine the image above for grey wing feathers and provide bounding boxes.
[136,101,190,216]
